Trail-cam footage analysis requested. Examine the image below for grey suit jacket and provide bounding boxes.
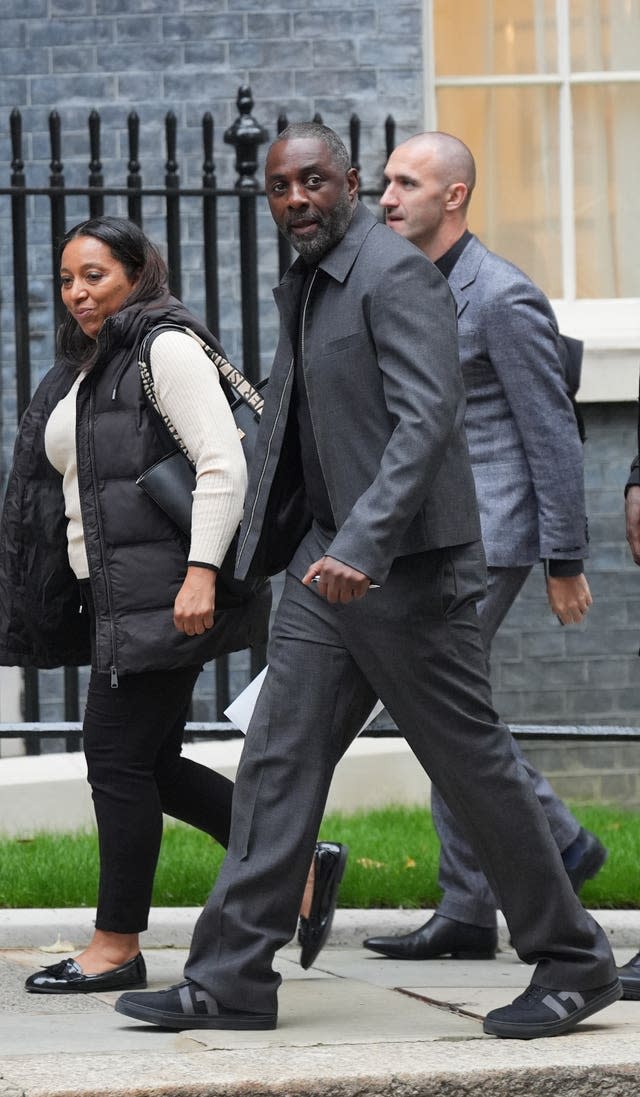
[236,203,481,585]
[448,235,587,568]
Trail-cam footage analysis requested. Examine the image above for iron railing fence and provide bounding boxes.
[0,86,396,753]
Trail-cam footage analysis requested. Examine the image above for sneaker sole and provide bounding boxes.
[483,979,622,1039]
[620,981,640,1001]
[114,997,277,1030]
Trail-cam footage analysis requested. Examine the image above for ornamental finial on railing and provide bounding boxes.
[224,85,269,191]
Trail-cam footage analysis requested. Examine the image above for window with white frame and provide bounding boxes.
[424,0,640,397]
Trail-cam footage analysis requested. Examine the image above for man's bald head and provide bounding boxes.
[399,132,476,209]
[381,132,476,260]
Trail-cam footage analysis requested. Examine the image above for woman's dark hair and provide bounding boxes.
[56,215,169,364]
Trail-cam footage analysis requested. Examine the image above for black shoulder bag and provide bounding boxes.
[135,323,267,608]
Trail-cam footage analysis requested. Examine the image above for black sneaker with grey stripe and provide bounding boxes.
[483,979,622,1039]
[115,980,277,1030]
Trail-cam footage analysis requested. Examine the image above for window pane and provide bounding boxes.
[434,0,557,76]
[573,82,640,297]
[571,0,640,71]
[437,86,562,297]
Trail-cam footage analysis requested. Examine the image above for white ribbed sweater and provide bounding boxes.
[44,329,247,580]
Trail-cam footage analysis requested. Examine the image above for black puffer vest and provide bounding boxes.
[0,296,270,677]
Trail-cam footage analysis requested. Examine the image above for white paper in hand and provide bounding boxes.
[224,667,384,735]
[224,667,268,734]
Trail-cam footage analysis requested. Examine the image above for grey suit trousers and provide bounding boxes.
[431,565,580,927]
[183,539,613,1014]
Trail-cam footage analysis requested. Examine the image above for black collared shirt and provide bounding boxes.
[434,229,472,280]
[293,266,336,533]
[625,456,640,495]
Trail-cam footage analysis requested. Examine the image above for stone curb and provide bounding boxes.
[1,906,639,950]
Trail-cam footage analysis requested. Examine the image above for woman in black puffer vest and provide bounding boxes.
[0,216,272,993]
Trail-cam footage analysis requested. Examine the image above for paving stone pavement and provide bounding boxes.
[1,911,640,1097]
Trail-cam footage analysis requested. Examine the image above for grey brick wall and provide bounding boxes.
[0,0,424,473]
[1,2,640,739]
[0,0,424,724]
[491,402,640,728]
[514,740,640,809]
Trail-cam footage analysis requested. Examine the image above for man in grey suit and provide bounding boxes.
[365,131,607,964]
[116,123,619,1039]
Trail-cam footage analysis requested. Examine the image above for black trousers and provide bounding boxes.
[82,648,233,934]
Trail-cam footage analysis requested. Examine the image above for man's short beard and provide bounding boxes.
[285,192,354,263]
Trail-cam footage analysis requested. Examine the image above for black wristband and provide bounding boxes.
[547,559,584,579]
[624,456,640,497]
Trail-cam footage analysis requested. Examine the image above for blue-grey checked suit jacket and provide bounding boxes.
[449,235,587,568]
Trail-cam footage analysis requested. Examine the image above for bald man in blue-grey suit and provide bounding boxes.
[365,131,607,963]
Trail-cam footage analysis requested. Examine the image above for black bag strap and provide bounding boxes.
[138,324,192,463]
[138,323,265,460]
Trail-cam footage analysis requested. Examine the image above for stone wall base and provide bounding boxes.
[520,739,640,808]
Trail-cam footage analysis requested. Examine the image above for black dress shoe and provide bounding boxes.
[363,913,497,960]
[25,952,147,994]
[115,980,277,1030]
[562,827,608,894]
[298,841,348,970]
[617,950,640,1000]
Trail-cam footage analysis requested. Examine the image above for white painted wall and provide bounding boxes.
[0,737,430,838]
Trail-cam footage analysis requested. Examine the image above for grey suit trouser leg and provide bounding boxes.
[183,544,613,1014]
[432,565,580,928]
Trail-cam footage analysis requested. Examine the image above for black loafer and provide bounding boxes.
[115,980,276,1030]
[25,952,147,994]
[298,841,348,970]
[483,978,622,1039]
[363,913,497,960]
[617,950,640,1000]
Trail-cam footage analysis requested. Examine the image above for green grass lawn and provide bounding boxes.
[0,803,638,910]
